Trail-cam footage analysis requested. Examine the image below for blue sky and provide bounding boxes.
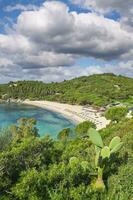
[0,0,91,35]
[0,0,42,31]
[0,0,132,83]
[0,0,120,33]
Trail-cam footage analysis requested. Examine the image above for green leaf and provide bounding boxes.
[101,146,110,159]
[88,128,103,148]
[109,136,121,150]
[110,142,123,154]
[95,145,101,153]
[69,157,79,167]
[95,145,101,167]
[81,161,89,171]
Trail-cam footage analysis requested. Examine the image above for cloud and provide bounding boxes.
[71,0,132,13]
[14,1,133,61]
[1,61,132,83]
[0,1,133,82]
[4,4,38,12]
[16,52,75,69]
[71,0,133,31]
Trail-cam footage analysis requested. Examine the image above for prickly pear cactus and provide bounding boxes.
[88,128,123,193]
[88,128,103,148]
[109,136,123,153]
[110,142,123,153]
[93,178,105,192]
[109,136,121,149]
[101,146,110,159]
[95,146,101,167]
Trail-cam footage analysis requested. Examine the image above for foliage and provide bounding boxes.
[11,118,39,141]
[1,73,133,106]
[107,164,133,200]
[57,128,71,141]
[0,118,132,199]
[88,128,123,192]
[105,106,128,122]
[0,128,13,151]
[75,121,96,136]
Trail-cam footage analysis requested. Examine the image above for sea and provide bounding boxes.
[0,103,75,138]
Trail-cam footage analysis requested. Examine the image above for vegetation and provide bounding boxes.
[57,121,96,140]
[75,121,96,136]
[57,128,72,140]
[88,128,123,192]
[0,116,132,200]
[105,106,128,122]
[0,73,133,199]
[1,73,133,106]
[0,128,13,151]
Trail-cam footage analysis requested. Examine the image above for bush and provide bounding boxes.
[75,121,96,136]
[0,117,133,200]
[0,128,13,151]
[57,128,72,140]
[107,164,133,200]
[12,169,47,200]
[105,106,128,123]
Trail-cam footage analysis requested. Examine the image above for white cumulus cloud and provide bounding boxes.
[0,1,133,82]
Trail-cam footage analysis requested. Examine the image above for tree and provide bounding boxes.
[12,169,47,200]
[11,118,39,141]
[0,128,13,151]
[1,74,133,106]
[0,117,132,200]
[105,106,128,123]
[75,121,96,136]
[57,128,71,140]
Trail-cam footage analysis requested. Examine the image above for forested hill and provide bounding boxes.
[0,73,133,106]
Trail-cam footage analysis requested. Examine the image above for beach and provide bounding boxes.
[24,100,110,130]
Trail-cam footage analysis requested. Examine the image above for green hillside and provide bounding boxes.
[1,73,133,106]
[0,73,133,199]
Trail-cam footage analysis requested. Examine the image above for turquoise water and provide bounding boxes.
[0,103,75,138]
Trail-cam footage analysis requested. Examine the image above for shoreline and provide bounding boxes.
[23,100,84,124]
[23,100,110,130]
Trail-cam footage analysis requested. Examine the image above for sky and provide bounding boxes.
[0,0,133,83]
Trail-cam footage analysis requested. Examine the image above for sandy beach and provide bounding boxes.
[24,100,110,130]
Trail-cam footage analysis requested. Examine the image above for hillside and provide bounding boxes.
[1,73,133,106]
[0,73,133,199]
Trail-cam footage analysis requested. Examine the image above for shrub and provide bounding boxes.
[0,117,132,200]
[57,128,72,140]
[107,164,133,200]
[105,106,128,123]
[75,121,96,136]
[0,128,13,151]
